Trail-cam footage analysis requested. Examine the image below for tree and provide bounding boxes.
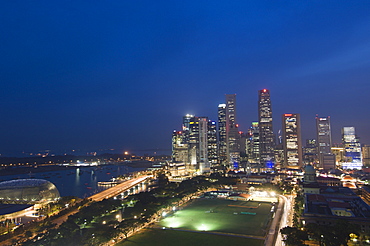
[281,226,308,246]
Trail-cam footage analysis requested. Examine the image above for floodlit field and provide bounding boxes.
[118,228,264,246]
[118,198,273,246]
[159,198,273,236]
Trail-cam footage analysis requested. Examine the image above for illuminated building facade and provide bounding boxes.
[182,114,194,145]
[258,89,275,168]
[316,116,335,170]
[207,120,218,167]
[282,113,303,168]
[225,94,240,167]
[331,146,345,166]
[218,104,227,165]
[171,130,188,163]
[342,126,362,169]
[172,115,218,174]
[246,122,260,164]
[303,139,317,165]
[362,145,370,166]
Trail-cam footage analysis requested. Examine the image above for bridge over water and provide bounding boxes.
[89,175,153,202]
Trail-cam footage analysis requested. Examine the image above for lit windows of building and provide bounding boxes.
[258,89,274,168]
[282,113,302,169]
[341,126,362,170]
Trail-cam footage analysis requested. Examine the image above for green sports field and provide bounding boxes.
[118,198,273,246]
[161,198,272,236]
[118,228,264,246]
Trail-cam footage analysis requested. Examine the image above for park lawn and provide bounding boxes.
[117,228,264,246]
[159,198,272,236]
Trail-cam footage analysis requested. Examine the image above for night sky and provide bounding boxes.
[1,1,370,157]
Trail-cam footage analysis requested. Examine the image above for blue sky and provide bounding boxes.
[0,1,369,156]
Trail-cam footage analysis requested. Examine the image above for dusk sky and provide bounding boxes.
[1,1,370,156]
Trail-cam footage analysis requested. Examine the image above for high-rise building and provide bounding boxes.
[225,94,240,167]
[316,116,335,170]
[182,114,194,145]
[258,89,274,168]
[207,120,218,167]
[246,122,260,164]
[342,127,362,169]
[303,139,317,165]
[217,104,227,165]
[331,146,345,166]
[282,113,303,169]
[362,145,370,166]
[171,130,188,163]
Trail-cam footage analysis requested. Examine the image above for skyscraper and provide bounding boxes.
[225,94,240,168]
[316,116,335,170]
[217,104,227,165]
[303,139,317,165]
[258,89,274,168]
[207,120,218,167]
[316,116,332,154]
[171,130,188,163]
[246,122,260,164]
[342,126,362,169]
[282,113,303,169]
[182,114,194,145]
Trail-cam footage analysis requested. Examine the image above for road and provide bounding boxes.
[264,195,293,246]
[274,195,292,246]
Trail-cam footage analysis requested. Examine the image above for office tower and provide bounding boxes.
[171,130,188,163]
[198,117,210,173]
[316,116,335,169]
[189,116,200,170]
[342,127,362,169]
[258,89,275,168]
[225,94,240,167]
[282,113,303,168]
[246,122,260,164]
[303,139,317,165]
[182,114,194,144]
[188,116,211,173]
[362,145,370,166]
[331,145,345,166]
[207,120,218,167]
[218,104,227,165]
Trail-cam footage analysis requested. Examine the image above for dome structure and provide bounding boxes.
[304,164,317,183]
[304,164,316,174]
[0,179,60,204]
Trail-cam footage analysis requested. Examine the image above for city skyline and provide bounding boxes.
[1,1,370,156]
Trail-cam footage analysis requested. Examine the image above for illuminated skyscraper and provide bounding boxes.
[258,89,274,168]
[246,122,260,164]
[316,116,335,170]
[182,114,194,145]
[303,139,317,165]
[342,126,362,169]
[207,120,218,167]
[217,104,227,165]
[282,113,303,168]
[225,94,240,167]
[171,130,188,163]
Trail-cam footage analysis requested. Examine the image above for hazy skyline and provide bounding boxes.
[1,1,370,156]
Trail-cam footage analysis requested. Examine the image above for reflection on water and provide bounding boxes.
[1,165,145,198]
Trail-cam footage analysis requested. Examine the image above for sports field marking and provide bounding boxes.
[228,204,259,209]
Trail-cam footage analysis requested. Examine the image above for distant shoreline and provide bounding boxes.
[0,162,153,177]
